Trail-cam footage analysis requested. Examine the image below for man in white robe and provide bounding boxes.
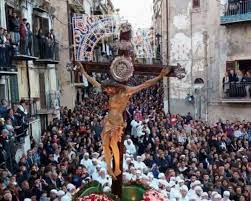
[92,164,102,181]
[134,156,148,172]
[97,168,112,188]
[201,192,209,201]
[61,183,76,201]
[148,172,158,190]
[179,185,189,201]
[193,186,203,201]
[222,191,231,201]
[89,158,99,176]
[130,118,141,138]
[80,153,92,170]
[124,139,136,155]
[187,180,201,198]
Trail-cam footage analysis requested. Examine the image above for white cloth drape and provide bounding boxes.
[0,0,7,29]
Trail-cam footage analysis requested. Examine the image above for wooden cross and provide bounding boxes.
[76,60,185,199]
[79,61,185,78]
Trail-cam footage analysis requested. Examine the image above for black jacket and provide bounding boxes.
[9,17,20,32]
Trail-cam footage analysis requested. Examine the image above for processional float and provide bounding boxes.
[69,14,186,201]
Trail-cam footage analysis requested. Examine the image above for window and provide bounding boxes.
[193,0,200,8]
[238,60,251,73]
[6,5,22,32]
[33,14,49,35]
[226,61,236,72]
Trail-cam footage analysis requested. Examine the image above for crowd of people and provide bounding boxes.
[0,99,30,172]
[0,73,250,201]
[0,10,57,70]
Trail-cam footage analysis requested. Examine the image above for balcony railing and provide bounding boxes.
[40,92,60,113]
[33,37,60,63]
[223,82,251,99]
[221,0,251,25]
[0,45,17,72]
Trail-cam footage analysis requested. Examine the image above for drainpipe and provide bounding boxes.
[26,60,31,115]
[166,0,170,114]
[190,9,194,117]
[203,31,209,122]
[26,59,33,139]
[67,0,75,85]
[67,0,72,60]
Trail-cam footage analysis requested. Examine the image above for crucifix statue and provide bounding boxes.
[76,22,185,198]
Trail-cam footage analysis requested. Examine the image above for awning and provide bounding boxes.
[33,7,48,13]
[69,3,85,14]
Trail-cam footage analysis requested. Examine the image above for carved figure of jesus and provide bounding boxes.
[77,62,171,179]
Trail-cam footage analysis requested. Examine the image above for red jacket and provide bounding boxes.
[19,23,28,39]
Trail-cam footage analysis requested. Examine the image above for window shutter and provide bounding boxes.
[226,61,236,71]
[9,75,19,104]
[42,18,49,34]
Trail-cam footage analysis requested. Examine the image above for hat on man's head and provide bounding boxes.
[223,191,230,197]
[103,186,111,193]
[215,194,222,199]
[201,192,208,197]
[57,190,65,197]
[158,173,165,179]
[50,189,58,194]
[194,186,203,192]
[67,183,76,192]
[193,180,201,186]
[180,185,188,192]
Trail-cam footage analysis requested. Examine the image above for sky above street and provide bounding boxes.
[111,0,153,29]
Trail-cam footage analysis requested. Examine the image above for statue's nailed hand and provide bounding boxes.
[75,61,81,69]
[75,62,86,73]
[160,68,170,77]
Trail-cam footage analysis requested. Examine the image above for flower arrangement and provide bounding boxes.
[124,180,150,191]
[77,193,114,201]
[141,189,167,201]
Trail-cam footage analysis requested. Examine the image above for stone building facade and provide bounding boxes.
[153,0,251,122]
[0,0,61,160]
[50,0,114,108]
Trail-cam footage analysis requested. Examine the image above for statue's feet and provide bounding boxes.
[114,169,122,177]
[107,168,117,180]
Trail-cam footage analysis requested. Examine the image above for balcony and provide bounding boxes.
[93,0,109,15]
[38,92,60,114]
[222,82,251,103]
[11,40,59,63]
[34,39,60,64]
[0,45,18,75]
[221,0,251,25]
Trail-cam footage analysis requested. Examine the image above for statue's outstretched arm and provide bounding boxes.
[127,68,171,95]
[77,62,102,89]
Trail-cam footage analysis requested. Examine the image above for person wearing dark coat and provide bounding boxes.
[8,12,20,53]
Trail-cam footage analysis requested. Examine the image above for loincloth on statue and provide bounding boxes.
[102,117,126,143]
